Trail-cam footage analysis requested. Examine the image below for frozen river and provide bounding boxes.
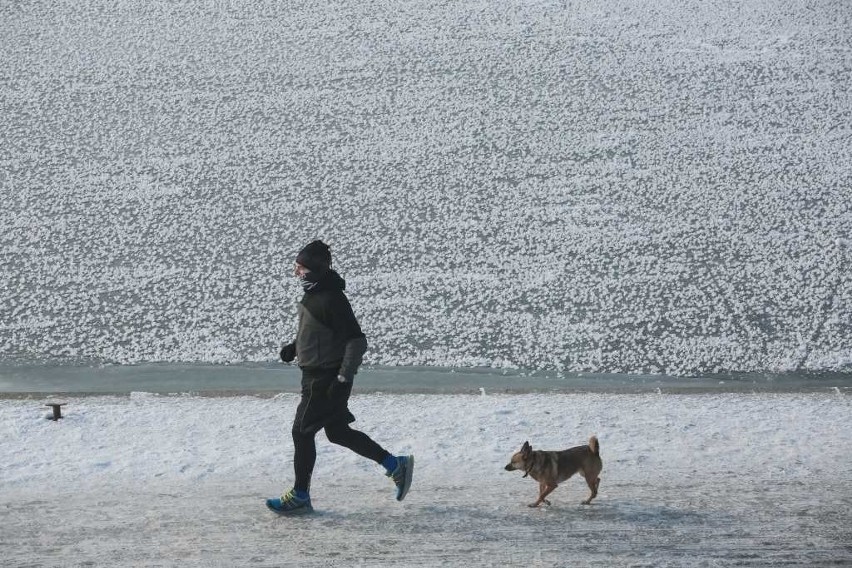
[2,0,851,377]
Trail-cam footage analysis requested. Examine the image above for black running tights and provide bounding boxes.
[292,422,390,492]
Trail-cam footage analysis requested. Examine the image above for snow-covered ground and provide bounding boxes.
[2,0,851,375]
[2,391,851,566]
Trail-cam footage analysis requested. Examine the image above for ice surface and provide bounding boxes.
[1,392,851,566]
[1,0,851,375]
[1,362,850,395]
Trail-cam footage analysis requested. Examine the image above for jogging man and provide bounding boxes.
[267,240,414,514]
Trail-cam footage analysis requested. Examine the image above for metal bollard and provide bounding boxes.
[45,403,66,421]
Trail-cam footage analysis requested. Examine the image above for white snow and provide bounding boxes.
[2,391,851,566]
[1,0,851,375]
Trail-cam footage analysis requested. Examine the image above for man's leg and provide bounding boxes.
[324,421,414,501]
[317,374,414,501]
[292,427,317,493]
[291,370,323,493]
[265,418,316,514]
[324,421,390,464]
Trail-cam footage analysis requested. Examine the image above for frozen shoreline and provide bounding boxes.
[1,362,851,397]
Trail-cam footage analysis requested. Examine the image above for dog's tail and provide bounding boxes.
[589,435,600,455]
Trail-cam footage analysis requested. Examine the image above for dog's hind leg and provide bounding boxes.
[581,476,600,505]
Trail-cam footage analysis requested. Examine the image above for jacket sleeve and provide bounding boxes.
[330,292,367,379]
[339,335,368,380]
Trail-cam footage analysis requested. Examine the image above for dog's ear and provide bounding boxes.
[521,441,531,456]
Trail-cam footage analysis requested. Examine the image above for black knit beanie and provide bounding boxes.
[295,240,332,273]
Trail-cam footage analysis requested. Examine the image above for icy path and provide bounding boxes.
[2,393,851,566]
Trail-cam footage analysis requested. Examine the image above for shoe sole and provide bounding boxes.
[266,501,314,515]
[397,455,414,502]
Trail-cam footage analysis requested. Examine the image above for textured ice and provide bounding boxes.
[1,0,851,375]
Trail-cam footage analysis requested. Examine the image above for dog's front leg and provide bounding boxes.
[530,483,558,507]
[531,481,552,507]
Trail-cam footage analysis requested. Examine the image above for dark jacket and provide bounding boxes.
[287,270,367,380]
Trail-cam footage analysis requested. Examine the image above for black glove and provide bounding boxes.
[326,374,349,398]
[279,343,296,363]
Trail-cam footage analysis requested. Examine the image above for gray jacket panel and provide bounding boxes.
[296,302,367,379]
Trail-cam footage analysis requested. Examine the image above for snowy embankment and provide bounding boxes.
[2,392,851,566]
[2,0,851,375]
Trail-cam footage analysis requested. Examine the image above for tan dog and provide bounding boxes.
[504,436,602,507]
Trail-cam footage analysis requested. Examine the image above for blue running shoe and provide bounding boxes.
[387,455,414,501]
[266,489,313,515]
